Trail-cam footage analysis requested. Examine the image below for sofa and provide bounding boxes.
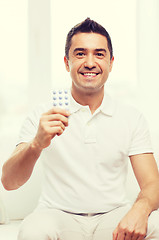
[0,131,159,240]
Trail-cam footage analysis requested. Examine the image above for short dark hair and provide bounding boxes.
[65,18,113,60]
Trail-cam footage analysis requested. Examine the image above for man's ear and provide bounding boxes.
[64,56,70,72]
[109,56,114,72]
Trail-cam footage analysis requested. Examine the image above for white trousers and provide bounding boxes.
[18,205,159,240]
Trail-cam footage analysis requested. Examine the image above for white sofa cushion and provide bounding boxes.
[0,220,21,239]
[0,192,9,224]
[0,133,42,221]
[0,161,43,221]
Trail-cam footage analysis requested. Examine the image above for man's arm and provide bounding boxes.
[113,153,159,240]
[1,108,70,190]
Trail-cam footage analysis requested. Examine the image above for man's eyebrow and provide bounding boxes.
[95,48,107,52]
[73,48,86,53]
[73,48,107,54]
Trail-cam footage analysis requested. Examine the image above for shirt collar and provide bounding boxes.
[69,89,115,117]
[69,92,85,114]
[98,93,115,116]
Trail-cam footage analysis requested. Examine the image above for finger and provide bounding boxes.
[131,233,138,240]
[117,232,126,240]
[41,113,69,127]
[48,121,65,131]
[125,232,132,240]
[131,230,146,240]
[48,114,69,126]
[135,234,146,240]
[46,126,64,137]
[55,126,65,136]
[112,229,118,240]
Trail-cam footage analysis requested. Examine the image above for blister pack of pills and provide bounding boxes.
[52,89,70,110]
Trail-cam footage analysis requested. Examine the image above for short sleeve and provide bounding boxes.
[128,113,153,156]
[16,112,39,145]
[16,103,50,145]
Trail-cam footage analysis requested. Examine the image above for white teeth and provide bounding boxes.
[83,73,97,76]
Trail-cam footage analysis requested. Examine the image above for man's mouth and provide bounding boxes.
[80,72,99,77]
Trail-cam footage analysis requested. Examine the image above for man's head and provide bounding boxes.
[65,18,113,60]
[64,18,114,96]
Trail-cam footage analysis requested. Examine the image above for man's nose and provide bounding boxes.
[84,54,96,69]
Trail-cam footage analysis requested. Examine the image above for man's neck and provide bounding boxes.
[71,87,104,114]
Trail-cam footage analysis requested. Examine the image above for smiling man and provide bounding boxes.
[1,18,159,240]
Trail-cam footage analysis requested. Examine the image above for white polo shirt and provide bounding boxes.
[18,91,153,213]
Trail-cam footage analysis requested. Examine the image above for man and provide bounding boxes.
[1,18,159,240]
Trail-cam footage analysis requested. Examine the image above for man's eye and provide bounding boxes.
[96,53,104,57]
[76,52,85,56]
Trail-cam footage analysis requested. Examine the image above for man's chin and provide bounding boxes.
[79,84,104,94]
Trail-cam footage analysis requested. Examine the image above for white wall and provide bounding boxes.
[136,0,159,161]
[0,0,28,137]
[137,0,159,125]
[28,0,52,108]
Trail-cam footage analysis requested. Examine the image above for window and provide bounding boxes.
[0,0,28,135]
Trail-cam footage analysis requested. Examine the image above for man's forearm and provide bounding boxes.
[133,180,159,216]
[1,140,42,190]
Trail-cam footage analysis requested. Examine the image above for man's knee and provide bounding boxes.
[17,211,58,240]
[18,229,51,240]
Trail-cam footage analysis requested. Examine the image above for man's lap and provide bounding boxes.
[18,205,159,240]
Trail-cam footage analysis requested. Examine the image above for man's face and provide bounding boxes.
[64,32,114,95]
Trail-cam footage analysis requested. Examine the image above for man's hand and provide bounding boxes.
[33,108,70,150]
[113,153,159,240]
[113,207,148,240]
